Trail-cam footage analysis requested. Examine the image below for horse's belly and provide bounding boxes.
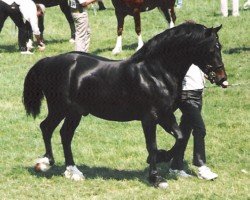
[88,105,141,122]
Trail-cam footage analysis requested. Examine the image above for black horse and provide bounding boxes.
[23,22,227,188]
[111,0,176,54]
[33,0,75,41]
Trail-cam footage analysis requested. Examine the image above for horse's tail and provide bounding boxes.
[23,59,45,118]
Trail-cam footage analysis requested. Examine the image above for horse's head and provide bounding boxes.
[194,25,228,88]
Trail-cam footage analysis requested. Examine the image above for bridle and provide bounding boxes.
[205,65,226,85]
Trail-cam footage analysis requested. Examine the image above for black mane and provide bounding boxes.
[130,23,210,63]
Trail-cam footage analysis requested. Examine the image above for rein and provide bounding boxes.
[205,82,249,88]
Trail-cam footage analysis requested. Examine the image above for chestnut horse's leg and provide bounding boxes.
[112,11,126,54]
[133,9,144,51]
[159,1,176,28]
[141,117,168,189]
[169,6,176,28]
[60,112,85,181]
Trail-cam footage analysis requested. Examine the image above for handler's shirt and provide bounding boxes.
[2,0,40,35]
[182,64,205,91]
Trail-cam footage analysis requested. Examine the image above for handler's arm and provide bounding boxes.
[80,0,96,7]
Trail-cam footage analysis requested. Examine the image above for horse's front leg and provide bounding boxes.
[160,5,175,28]
[112,11,125,55]
[169,7,176,28]
[158,113,185,164]
[60,112,84,181]
[141,118,168,189]
[133,9,143,51]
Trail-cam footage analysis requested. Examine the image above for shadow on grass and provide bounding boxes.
[223,47,250,54]
[0,44,18,53]
[26,160,196,186]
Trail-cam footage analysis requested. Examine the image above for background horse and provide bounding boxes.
[23,22,227,188]
[111,0,176,54]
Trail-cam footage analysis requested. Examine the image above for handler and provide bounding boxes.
[169,64,228,180]
[0,0,45,54]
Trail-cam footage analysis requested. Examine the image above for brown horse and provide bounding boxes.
[111,0,176,54]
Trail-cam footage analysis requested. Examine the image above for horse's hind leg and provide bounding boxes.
[35,107,65,172]
[141,118,168,189]
[60,112,84,181]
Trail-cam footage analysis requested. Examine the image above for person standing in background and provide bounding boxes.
[176,0,182,8]
[0,0,45,54]
[221,0,239,17]
[69,0,96,52]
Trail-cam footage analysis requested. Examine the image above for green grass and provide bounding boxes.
[0,0,249,199]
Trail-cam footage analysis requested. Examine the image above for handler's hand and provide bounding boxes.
[38,42,46,52]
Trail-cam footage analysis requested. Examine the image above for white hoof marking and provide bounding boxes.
[64,166,85,181]
[158,182,168,189]
[35,157,51,172]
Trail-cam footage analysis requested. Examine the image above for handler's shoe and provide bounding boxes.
[169,168,192,178]
[198,166,218,180]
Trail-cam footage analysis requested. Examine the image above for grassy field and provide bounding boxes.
[0,0,249,199]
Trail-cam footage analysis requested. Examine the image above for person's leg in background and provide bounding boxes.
[232,0,239,16]
[221,0,228,17]
[73,12,90,52]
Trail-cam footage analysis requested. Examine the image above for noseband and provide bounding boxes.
[205,65,224,84]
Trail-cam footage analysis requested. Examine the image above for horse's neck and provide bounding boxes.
[154,56,192,82]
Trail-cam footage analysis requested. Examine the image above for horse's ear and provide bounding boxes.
[213,24,222,33]
[205,27,213,37]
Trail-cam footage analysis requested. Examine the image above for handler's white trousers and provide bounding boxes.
[72,11,90,52]
[221,0,239,17]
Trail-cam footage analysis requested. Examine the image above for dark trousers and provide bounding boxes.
[171,90,206,169]
[0,1,28,51]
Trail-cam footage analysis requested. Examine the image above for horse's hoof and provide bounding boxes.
[64,165,85,181]
[112,48,122,55]
[158,181,169,189]
[149,174,168,189]
[34,157,51,172]
[169,22,175,28]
